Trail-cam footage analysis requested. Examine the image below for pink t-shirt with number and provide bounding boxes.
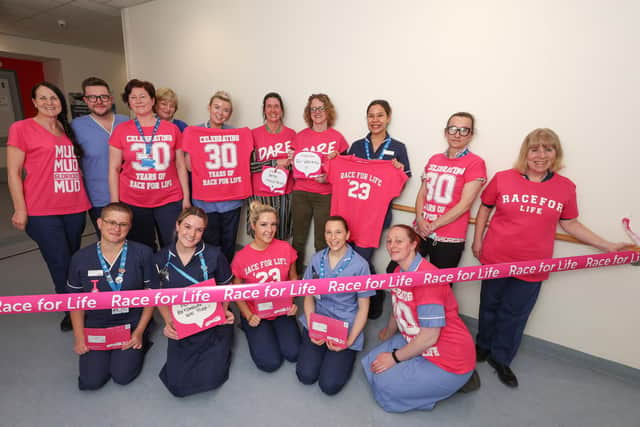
[231,239,297,315]
[419,152,486,240]
[109,120,183,207]
[182,126,254,202]
[8,119,90,215]
[292,127,349,195]
[251,125,296,196]
[480,168,579,281]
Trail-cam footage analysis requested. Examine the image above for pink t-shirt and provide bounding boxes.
[419,152,487,240]
[480,168,579,281]
[109,120,183,207]
[231,239,297,315]
[326,155,408,248]
[251,125,296,196]
[182,126,254,202]
[8,119,90,215]
[292,127,349,195]
[392,259,475,374]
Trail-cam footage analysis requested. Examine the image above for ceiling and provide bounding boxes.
[0,0,152,53]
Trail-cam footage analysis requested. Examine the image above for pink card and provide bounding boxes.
[292,151,324,179]
[171,299,226,339]
[84,324,131,351]
[309,313,349,349]
[258,166,288,195]
[255,297,292,319]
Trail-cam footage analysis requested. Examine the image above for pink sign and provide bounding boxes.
[84,324,131,351]
[292,151,323,179]
[255,297,292,319]
[309,312,349,349]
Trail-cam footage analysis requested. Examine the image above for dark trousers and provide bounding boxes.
[241,315,301,372]
[126,201,182,251]
[476,277,542,366]
[296,331,357,395]
[203,207,241,264]
[26,212,86,294]
[78,347,145,390]
[291,191,331,275]
[88,206,104,238]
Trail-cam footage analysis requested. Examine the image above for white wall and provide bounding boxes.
[123,0,640,369]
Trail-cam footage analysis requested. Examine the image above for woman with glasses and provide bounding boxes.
[67,202,156,390]
[291,94,348,275]
[7,81,91,331]
[413,112,486,270]
[108,79,190,251]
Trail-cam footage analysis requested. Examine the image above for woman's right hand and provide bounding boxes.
[247,313,261,327]
[163,321,179,340]
[11,210,28,231]
[472,239,482,260]
[378,327,393,341]
[415,216,429,238]
[73,339,89,355]
[310,336,325,346]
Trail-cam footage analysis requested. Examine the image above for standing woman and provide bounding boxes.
[155,87,188,132]
[472,128,628,388]
[348,99,412,318]
[232,201,300,372]
[108,79,190,250]
[154,207,235,397]
[361,225,475,413]
[7,81,91,330]
[248,92,296,240]
[296,216,374,395]
[414,112,486,269]
[67,203,156,390]
[291,94,349,275]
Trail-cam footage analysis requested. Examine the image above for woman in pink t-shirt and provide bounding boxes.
[291,94,349,275]
[7,81,91,331]
[472,128,628,388]
[361,225,476,413]
[108,79,190,251]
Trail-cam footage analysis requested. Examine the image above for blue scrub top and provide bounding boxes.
[300,245,375,351]
[153,242,232,289]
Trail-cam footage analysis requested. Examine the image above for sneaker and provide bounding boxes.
[487,357,518,388]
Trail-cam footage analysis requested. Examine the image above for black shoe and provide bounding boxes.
[487,357,518,388]
[60,313,72,332]
[458,369,481,393]
[368,290,385,319]
[476,345,490,362]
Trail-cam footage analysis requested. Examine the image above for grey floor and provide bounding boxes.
[1,186,639,426]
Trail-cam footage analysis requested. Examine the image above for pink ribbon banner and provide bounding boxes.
[1,251,638,315]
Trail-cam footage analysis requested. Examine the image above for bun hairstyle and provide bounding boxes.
[248,201,278,226]
[390,224,423,253]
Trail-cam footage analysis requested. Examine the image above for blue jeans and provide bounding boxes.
[26,212,86,294]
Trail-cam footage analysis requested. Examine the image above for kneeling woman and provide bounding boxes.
[154,207,235,397]
[361,225,475,413]
[232,201,300,372]
[67,203,156,390]
[296,216,374,395]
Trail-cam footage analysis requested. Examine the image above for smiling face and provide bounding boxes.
[252,212,277,246]
[309,98,328,128]
[32,85,62,119]
[264,96,283,125]
[156,99,177,121]
[83,85,113,117]
[209,97,232,128]
[367,104,391,137]
[175,214,206,250]
[526,144,557,177]
[325,220,350,253]
[128,87,155,117]
[386,226,418,266]
[444,115,474,153]
[97,211,131,245]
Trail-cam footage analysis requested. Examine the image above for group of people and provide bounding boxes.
[6,77,628,412]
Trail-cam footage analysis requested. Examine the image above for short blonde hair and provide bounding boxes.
[303,93,336,128]
[156,87,179,110]
[248,201,277,226]
[514,128,564,173]
[208,90,233,111]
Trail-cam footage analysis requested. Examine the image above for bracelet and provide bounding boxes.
[391,348,401,363]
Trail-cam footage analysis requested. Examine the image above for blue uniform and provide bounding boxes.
[67,240,157,390]
[296,245,374,395]
[172,119,188,132]
[153,242,234,397]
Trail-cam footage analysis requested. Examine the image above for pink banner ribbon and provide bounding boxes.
[1,251,638,315]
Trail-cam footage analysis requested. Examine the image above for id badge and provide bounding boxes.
[141,157,156,168]
[112,307,129,315]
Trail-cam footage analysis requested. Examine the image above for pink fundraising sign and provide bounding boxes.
[171,283,226,339]
[84,324,131,351]
[309,312,349,349]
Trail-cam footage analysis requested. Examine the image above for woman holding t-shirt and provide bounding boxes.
[291,94,349,275]
[472,128,628,388]
[361,225,475,413]
[247,92,296,240]
[232,201,301,372]
[7,81,91,331]
[108,79,190,250]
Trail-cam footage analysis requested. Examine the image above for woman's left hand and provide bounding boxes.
[287,304,298,316]
[327,151,339,160]
[327,340,345,352]
[224,310,235,325]
[370,352,396,374]
[314,173,327,184]
[391,159,404,170]
[122,330,144,350]
[182,198,192,210]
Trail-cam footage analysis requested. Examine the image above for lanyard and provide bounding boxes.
[319,247,353,278]
[364,135,391,160]
[96,241,128,291]
[134,118,161,156]
[166,251,208,285]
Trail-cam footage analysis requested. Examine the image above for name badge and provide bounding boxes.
[112,308,129,315]
[383,149,395,156]
[88,269,103,277]
[141,157,156,168]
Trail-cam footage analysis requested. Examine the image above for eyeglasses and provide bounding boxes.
[310,106,326,113]
[101,219,131,229]
[129,94,148,102]
[84,94,111,103]
[445,126,472,136]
